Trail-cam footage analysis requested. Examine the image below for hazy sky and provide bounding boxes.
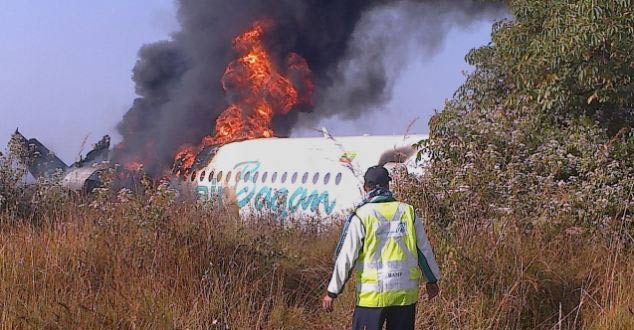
[0,0,495,163]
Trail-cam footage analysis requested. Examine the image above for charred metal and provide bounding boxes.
[11,130,113,193]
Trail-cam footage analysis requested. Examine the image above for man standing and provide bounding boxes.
[322,166,441,330]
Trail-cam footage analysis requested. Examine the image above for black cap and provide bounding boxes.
[364,165,391,187]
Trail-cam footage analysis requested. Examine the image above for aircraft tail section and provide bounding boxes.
[10,129,68,178]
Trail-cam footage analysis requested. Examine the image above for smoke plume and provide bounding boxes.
[115,0,505,175]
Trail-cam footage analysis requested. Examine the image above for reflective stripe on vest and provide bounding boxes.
[355,202,421,307]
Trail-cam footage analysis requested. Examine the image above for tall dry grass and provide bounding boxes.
[0,159,632,329]
[0,190,631,329]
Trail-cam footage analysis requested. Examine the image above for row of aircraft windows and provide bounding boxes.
[190,169,343,186]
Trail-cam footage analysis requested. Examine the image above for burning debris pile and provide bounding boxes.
[112,0,505,177]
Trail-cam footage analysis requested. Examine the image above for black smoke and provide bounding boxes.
[115,0,505,175]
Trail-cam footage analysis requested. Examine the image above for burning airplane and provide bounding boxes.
[9,1,504,216]
[9,19,425,217]
[158,20,421,217]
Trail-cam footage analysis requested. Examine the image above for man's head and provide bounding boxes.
[363,165,391,192]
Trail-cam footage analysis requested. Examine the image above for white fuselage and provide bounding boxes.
[186,135,426,219]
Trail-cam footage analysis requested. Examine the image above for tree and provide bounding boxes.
[421,0,634,230]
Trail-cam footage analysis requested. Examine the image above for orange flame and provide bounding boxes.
[117,141,152,172]
[173,145,197,174]
[173,20,313,174]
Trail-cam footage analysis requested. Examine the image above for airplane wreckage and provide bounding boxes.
[10,129,113,192]
[8,130,424,217]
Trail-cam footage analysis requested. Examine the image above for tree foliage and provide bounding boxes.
[421,0,634,231]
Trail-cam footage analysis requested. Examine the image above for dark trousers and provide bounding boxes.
[352,304,416,330]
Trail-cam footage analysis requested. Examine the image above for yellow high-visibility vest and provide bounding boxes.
[354,201,421,307]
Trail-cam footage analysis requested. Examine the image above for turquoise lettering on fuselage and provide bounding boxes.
[197,160,337,217]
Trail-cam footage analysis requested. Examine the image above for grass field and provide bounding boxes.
[0,180,632,329]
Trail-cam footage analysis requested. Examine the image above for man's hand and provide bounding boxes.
[322,295,334,312]
[426,282,440,299]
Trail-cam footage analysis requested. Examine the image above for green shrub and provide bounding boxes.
[419,0,634,235]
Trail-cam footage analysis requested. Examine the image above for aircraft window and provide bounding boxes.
[312,173,319,184]
[281,172,288,183]
[208,171,215,182]
[302,172,308,184]
[225,171,232,184]
[235,171,241,183]
[243,171,251,182]
[190,171,197,182]
[200,171,206,182]
[253,172,259,183]
[323,173,331,185]
[271,172,278,183]
[291,172,298,184]
[261,172,268,183]
[335,173,343,185]
[217,171,223,182]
